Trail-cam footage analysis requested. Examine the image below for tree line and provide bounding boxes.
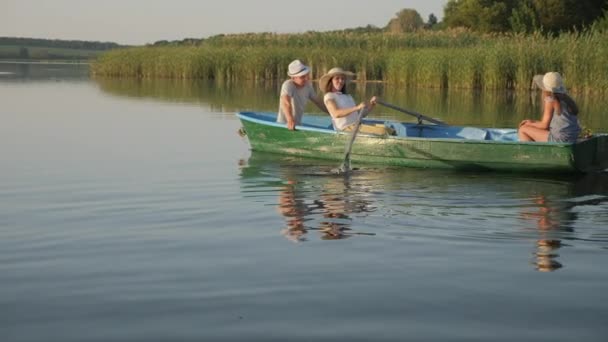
[442,0,608,34]
[381,0,608,34]
[0,37,128,50]
[147,0,608,47]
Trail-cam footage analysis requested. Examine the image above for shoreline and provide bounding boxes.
[0,59,90,65]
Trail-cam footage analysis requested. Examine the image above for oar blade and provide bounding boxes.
[338,108,365,174]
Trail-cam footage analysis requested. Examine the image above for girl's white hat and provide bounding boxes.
[533,72,567,94]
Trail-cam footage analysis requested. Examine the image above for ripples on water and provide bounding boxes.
[240,153,608,268]
[3,63,608,341]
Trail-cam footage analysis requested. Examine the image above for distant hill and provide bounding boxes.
[0,37,130,61]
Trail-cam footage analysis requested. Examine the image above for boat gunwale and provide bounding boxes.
[236,111,588,148]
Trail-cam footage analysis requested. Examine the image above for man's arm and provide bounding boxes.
[280,94,296,130]
[311,96,328,114]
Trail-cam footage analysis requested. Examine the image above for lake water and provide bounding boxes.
[1,62,608,341]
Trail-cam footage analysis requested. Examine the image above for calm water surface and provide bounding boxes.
[1,63,608,341]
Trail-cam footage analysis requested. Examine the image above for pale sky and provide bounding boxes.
[2,0,448,45]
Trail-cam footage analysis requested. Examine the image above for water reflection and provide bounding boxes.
[520,195,574,272]
[0,61,89,81]
[277,172,376,242]
[522,174,608,272]
[93,76,608,131]
[239,153,377,242]
[239,151,608,271]
[2,62,605,130]
[94,77,281,112]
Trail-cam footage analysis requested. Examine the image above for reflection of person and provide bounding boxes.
[317,178,352,240]
[534,239,563,272]
[319,67,395,136]
[277,60,327,131]
[278,179,312,243]
[276,172,375,242]
[277,177,354,242]
[521,195,574,272]
[518,72,581,142]
[317,176,376,240]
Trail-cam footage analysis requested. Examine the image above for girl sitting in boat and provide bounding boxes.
[518,72,581,143]
[320,67,395,135]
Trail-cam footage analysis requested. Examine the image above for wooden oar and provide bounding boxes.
[376,99,447,126]
[336,108,365,174]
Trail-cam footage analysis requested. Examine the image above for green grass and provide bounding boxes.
[91,29,608,92]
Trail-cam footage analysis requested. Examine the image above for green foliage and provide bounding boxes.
[199,31,481,50]
[535,0,572,32]
[92,29,608,93]
[589,9,608,32]
[426,14,439,29]
[444,0,515,32]
[444,0,607,33]
[509,1,540,33]
[534,0,607,33]
[386,9,424,33]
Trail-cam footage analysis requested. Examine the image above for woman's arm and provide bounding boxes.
[528,98,554,130]
[325,99,365,119]
[519,97,555,129]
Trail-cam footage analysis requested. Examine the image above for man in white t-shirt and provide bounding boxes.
[277,60,327,130]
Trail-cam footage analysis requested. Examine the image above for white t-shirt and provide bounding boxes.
[323,92,358,130]
[277,80,317,125]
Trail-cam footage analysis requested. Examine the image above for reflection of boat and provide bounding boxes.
[237,112,608,173]
[240,151,608,269]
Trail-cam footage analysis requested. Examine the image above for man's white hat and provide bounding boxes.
[287,60,310,77]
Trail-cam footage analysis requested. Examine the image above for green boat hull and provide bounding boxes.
[238,112,608,173]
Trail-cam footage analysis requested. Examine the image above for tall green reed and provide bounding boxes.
[91,29,608,92]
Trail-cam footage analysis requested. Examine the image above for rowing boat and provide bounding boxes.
[236,111,608,173]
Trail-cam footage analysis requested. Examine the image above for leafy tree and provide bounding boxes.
[444,0,608,33]
[386,9,424,33]
[589,9,608,31]
[426,13,439,29]
[444,0,515,32]
[535,0,572,32]
[509,0,539,33]
[532,0,607,32]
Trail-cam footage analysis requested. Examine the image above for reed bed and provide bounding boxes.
[91,30,608,92]
[203,30,481,50]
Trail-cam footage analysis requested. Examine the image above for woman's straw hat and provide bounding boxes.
[319,67,355,93]
[532,72,567,94]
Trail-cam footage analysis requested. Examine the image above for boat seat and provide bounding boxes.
[301,116,334,130]
[485,129,519,141]
[391,124,488,140]
[453,127,489,140]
